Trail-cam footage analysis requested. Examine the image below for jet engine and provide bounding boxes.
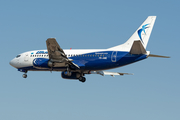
[33,58,53,69]
[61,72,81,79]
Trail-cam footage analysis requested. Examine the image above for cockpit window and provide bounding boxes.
[16,55,21,58]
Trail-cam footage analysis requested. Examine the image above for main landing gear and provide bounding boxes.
[79,76,86,83]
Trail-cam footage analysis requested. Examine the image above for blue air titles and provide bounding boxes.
[36,51,48,54]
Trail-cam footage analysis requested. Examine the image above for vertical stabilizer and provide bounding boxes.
[126,16,156,49]
[109,16,156,51]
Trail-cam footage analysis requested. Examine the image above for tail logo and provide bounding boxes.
[138,24,149,43]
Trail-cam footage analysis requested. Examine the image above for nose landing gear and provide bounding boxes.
[19,69,28,78]
[22,74,27,78]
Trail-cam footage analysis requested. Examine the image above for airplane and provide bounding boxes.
[9,16,169,82]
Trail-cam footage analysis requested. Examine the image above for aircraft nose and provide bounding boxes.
[9,59,17,68]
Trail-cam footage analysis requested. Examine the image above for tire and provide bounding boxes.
[22,74,27,78]
[79,76,86,83]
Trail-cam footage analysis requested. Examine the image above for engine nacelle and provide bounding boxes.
[33,58,53,69]
[63,71,72,76]
[61,72,81,79]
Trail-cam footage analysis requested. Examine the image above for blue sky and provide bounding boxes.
[1,0,179,120]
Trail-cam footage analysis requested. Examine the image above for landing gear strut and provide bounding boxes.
[79,76,86,83]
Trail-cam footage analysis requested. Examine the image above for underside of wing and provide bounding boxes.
[46,38,67,62]
[90,71,133,77]
[46,38,79,69]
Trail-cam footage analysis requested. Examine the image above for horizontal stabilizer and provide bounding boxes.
[148,54,170,58]
[130,40,146,54]
[90,71,133,77]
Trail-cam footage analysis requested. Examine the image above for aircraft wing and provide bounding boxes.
[90,71,133,77]
[46,38,79,68]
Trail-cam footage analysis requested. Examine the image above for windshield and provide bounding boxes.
[16,55,21,58]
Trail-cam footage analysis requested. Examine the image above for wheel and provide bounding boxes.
[79,76,86,83]
[22,74,27,78]
[82,77,86,82]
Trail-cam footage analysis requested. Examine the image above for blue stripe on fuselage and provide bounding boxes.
[116,53,147,67]
[68,51,123,70]
[18,51,147,71]
[68,51,147,70]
